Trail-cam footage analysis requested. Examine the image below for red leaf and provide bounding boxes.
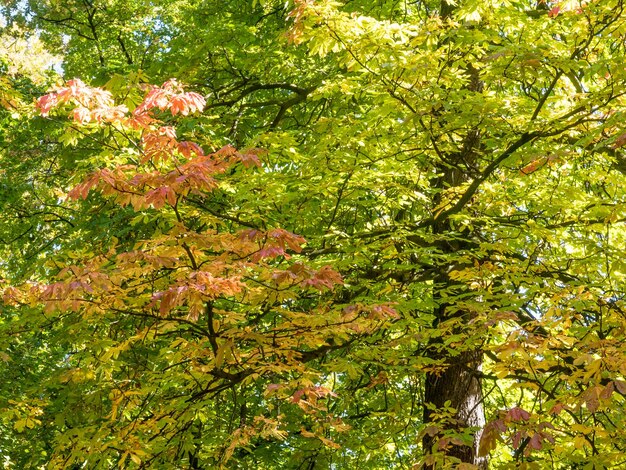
[36,93,57,116]
[237,149,263,168]
[512,430,525,449]
[614,380,626,395]
[72,106,91,124]
[507,406,530,422]
[528,433,543,451]
[583,386,601,412]
[548,6,560,17]
[478,419,504,457]
[177,141,204,158]
[600,381,615,400]
[549,403,566,415]
[612,132,626,149]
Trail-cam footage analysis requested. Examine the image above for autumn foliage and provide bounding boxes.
[7,0,626,468]
[0,79,398,467]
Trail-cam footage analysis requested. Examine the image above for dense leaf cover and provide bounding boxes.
[3,0,626,469]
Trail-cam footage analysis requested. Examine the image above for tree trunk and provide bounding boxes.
[421,3,488,461]
[423,347,487,468]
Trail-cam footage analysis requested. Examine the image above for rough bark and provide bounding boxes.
[422,197,488,469]
[423,332,487,469]
[421,3,488,465]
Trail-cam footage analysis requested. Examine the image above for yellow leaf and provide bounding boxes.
[13,419,26,433]
[457,463,479,470]
[118,451,129,469]
[130,453,142,465]
[574,435,587,449]
[582,359,602,383]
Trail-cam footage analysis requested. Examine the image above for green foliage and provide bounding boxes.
[4,0,626,468]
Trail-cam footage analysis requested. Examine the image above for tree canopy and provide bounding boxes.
[2,0,626,468]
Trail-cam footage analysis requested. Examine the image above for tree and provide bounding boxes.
[2,77,398,468]
[5,0,626,468]
[278,0,626,467]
